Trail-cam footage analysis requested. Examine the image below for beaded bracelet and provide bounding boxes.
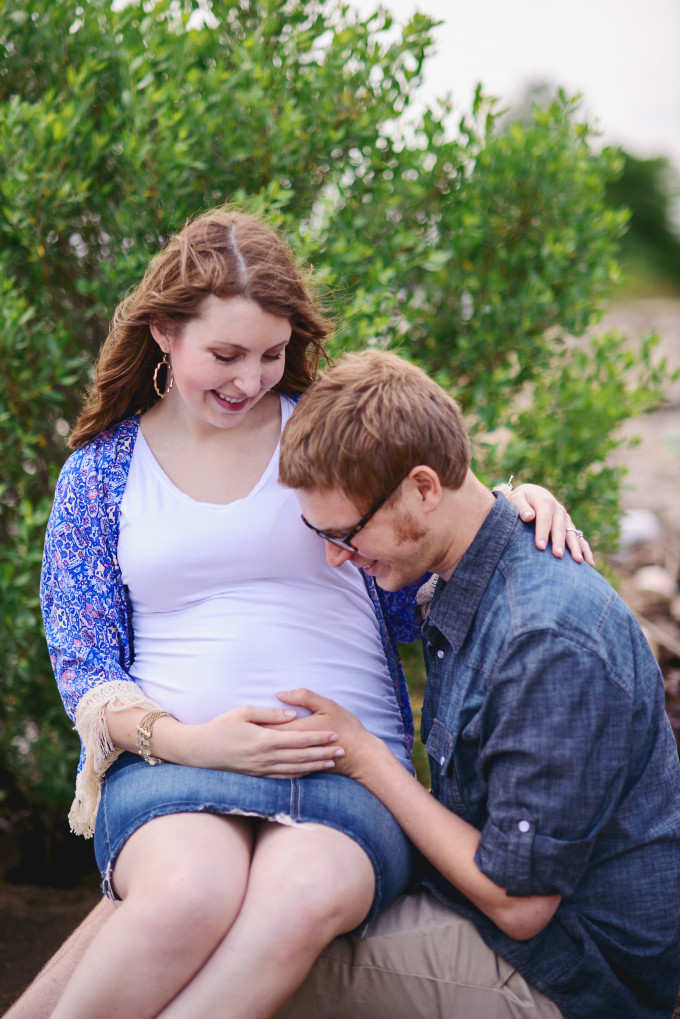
[136,711,174,765]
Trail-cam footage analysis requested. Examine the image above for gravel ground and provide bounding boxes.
[0,879,100,1012]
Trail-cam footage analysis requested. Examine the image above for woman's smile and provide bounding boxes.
[211,390,252,411]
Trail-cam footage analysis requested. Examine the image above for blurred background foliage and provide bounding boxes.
[0,0,674,869]
[512,80,680,298]
[605,151,680,295]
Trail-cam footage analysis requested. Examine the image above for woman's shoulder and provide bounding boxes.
[58,416,140,490]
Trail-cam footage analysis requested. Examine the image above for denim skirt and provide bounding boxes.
[94,752,415,922]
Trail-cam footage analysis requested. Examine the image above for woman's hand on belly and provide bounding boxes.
[182,705,346,777]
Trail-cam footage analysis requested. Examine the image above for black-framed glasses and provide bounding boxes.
[301,474,409,552]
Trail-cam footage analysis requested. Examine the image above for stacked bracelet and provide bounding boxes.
[136,711,174,765]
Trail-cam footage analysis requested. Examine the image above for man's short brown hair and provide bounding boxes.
[279,350,470,508]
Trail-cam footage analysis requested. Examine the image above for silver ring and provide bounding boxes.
[566,527,584,539]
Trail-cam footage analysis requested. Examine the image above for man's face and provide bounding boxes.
[296,486,431,591]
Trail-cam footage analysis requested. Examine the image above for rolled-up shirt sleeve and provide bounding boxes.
[474,631,633,898]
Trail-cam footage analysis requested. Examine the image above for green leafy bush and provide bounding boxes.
[0,0,670,831]
[606,151,680,292]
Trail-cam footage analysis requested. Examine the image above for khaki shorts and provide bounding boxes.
[277,889,563,1019]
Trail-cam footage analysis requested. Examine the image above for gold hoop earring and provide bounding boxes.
[153,354,174,399]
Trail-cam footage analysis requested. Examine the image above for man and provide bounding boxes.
[275,349,680,1019]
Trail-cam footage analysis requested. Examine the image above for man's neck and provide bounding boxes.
[433,471,496,581]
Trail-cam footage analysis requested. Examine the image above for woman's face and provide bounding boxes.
[151,295,291,430]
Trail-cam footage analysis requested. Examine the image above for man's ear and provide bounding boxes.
[407,466,442,513]
[149,321,169,351]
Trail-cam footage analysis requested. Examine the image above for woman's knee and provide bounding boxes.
[307,860,373,933]
[113,813,254,951]
[255,827,376,943]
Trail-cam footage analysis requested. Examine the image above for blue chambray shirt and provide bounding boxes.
[419,494,680,1019]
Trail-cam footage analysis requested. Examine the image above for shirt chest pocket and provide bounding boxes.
[424,717,481,823]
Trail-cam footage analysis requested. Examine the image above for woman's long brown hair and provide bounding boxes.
[69,209,333,449]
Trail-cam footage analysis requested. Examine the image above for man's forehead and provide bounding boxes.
[296,486,361,528]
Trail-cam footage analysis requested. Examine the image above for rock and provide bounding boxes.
[619,509,663,548]
[633,565,677,600]
[640,624,661,661]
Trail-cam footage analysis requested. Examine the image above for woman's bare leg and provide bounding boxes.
[159,821,376,1019]
[49,813,255,1019]
[2,898,114,1019]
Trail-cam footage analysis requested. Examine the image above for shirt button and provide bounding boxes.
[439,755,446,766]
[518,820,532,834]
[437,649,445,659]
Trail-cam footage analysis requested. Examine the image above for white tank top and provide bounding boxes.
[118,396,410,766]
